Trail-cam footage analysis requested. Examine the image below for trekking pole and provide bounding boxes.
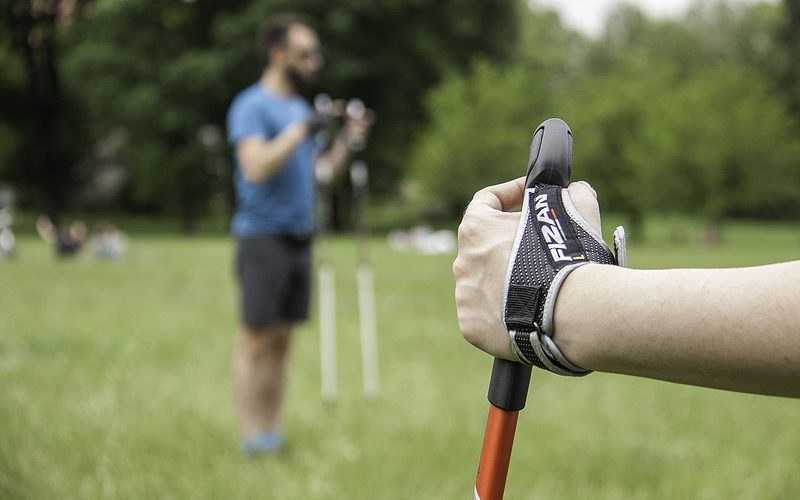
[318,216,337,403]
[314,93,339,403]
[474,118,573,500]
[350,160,380,400]
[346,98,380,400]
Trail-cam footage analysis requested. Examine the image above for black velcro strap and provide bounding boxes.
[504,284,542,332]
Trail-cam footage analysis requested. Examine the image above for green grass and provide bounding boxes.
[0,218,799,499]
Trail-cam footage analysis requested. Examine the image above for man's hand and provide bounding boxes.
[314,106,375,187]
[306,111,331,135]
[453,178,603,359]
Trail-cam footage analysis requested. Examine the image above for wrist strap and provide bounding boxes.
[502,184,622,376]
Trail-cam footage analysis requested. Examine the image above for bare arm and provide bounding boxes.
[555,261,800,397]
[454,177,800,397]
[236,122,309,184]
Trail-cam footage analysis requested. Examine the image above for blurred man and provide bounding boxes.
[226,14,371,454]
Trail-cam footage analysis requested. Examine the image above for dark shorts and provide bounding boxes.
[235,235,312,329]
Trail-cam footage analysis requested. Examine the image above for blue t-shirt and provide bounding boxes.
[227,84,316,238]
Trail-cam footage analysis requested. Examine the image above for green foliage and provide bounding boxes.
[640,66,800,221]
[409,0,800,229]
[408,8,579,216]
[408,60,556,215]
[564,56,677,236]
[775,0,800,118]
[0,40,24,178]
[0,1,92,211]
[61,0,247,228]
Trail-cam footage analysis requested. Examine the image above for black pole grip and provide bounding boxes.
[525,119,572,189]
[487,118,573,411]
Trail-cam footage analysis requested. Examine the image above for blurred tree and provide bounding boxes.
[573,2,798,235]
[0,0,92,224]
[409,60,553,217]
[0,27,24,178]
[411,0,799,234]
[681,0,784,83]
[63,0,248,231]
[408,8,578,218]
[639,66,800,225]
[589,2,783,81]
[565,58,675,241]
[776,0,800,119]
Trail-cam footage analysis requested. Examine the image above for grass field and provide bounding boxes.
[1,218,798,499]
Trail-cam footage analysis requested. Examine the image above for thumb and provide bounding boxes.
[468,177,526,213]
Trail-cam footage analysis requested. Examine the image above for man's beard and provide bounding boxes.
[287,67,314,93]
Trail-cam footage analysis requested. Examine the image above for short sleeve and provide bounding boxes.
[227,94,273,146]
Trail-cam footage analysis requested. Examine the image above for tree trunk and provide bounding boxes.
[8,2,64,223]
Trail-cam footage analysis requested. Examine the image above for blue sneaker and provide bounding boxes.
[241,431,284,456]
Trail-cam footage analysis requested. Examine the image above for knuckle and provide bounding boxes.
[456,217,479,243]
[452,255,466,277]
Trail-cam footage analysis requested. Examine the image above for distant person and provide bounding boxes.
[36,214,87,258]
[90,223,128,260]
[226,14,372,454]
[453,178,799,397]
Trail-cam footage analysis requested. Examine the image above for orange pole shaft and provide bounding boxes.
[474,404,519,500]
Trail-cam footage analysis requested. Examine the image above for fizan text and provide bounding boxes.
[534,193,574,263]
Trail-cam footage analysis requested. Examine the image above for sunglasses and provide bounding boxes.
[290,47,322,61]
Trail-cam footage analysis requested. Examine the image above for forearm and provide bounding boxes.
[238,122,308,183]
[554,261,800,396]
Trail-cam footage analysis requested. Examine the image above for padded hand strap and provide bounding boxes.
[502,184,626,375]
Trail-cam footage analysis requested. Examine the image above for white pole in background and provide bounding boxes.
[350,159,380,399]
[315,114,338,402]
[357,263,379,399]
[318,262,337,403]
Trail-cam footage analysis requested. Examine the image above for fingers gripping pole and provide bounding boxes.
[319,264,337,402]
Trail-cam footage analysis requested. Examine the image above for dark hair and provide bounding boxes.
[257,13,312,66]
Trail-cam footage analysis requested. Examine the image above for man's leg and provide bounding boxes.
[232,321,293,440]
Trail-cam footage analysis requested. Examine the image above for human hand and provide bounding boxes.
[453,178,604,360]
[305,111,331,135]
[308,94,346,136]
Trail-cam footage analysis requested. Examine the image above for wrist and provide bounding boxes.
[290,121,311,141]
[552,263,620,371]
